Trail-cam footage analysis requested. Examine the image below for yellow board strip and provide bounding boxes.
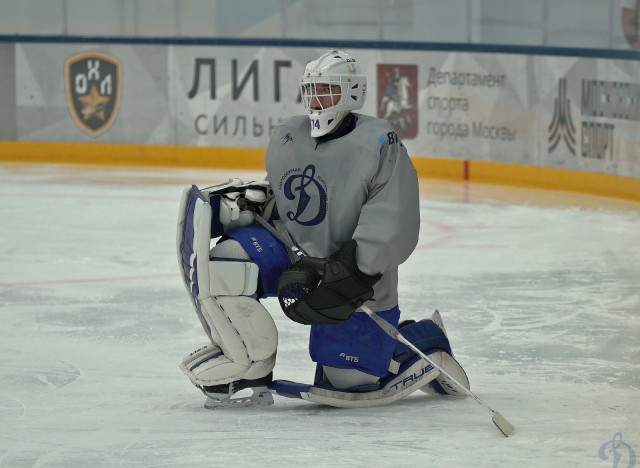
[411,157,466,181]
[0,141,266,170]
[469,159,640,201]
[1,141,639,201]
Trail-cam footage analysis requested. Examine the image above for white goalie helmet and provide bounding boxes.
[300,49,367,137]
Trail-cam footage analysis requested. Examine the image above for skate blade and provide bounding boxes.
[204,386,274,409]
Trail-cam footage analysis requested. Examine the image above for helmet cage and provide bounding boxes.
[300,76,363,113]
[299,50,366,137]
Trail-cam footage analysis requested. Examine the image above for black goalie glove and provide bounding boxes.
[277,239,382,325]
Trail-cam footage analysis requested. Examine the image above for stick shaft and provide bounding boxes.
[362,305,514,437]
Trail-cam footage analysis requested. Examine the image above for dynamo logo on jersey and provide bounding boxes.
[282,164,327,226]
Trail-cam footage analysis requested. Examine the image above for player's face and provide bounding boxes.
[305,83,342,110]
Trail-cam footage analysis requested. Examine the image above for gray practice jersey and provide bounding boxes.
[265,113,420,312]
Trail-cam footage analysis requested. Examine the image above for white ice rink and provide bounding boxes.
[0,164,638,468]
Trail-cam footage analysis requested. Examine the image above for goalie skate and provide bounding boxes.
[202,374,274,409]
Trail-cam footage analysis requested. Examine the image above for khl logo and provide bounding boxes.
[65,51,121,137]
[283,164,327,226]
[599,432,636,468]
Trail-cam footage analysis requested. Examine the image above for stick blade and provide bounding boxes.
[492,411,515,437]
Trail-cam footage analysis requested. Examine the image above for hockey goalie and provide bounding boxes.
[176,49,470,409]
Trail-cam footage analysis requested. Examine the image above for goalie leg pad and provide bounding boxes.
[180,343,276,388]
[208,258,259,296]
[198,296,277,368]
[180,294,278,388]
[180,344,275,408]
[268,354,441,408]
[177,186,279,388]
[269,311,469,407]
[423,352,470,397]
[390,312,470,396]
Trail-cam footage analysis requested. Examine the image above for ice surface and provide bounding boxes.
[0,164,638,467]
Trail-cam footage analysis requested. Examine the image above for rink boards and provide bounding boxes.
[0,38,639,200]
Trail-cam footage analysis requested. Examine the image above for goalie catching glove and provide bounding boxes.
[277,239,381,325]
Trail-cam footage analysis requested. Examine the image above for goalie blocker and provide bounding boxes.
[277,239,382,325]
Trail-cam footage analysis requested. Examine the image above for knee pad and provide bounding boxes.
[177,186,278,388]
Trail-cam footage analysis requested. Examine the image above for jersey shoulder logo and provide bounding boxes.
[281,164,327,226]
[65,51,121,137]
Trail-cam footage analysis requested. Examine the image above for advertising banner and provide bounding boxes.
[0,43,16,140]
[170,46,640,178]
[15,43,170,144]
[169,46,330,148]
[8,41,639,179]
[412,51,640,179]
[535,56,640,178]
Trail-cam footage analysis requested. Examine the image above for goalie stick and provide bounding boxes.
[361,305,514,437]
[253,214,515,437]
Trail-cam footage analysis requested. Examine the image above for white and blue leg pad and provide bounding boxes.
[269,312,469,407]
[176,185,279,388]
